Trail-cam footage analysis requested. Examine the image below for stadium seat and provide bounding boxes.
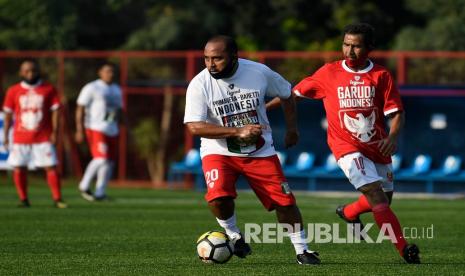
[282,152,315,177]
[391,154,402,172]
[396,154,432,178]
[429,155,462,177]
[276,151,287,166]
[168,148,202,182]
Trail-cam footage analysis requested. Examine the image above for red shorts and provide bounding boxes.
[201,154,296,211]
[85,129,118,160]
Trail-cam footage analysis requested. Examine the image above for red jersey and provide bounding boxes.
[293,60,403,164]
[3,81,60,144]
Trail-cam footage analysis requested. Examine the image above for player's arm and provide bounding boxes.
[75,105,85,143]
[378,111,405,156]
[266,92,302,111]
[50,108,59,145]
[2,111,12,146]
[186,122,263,140]
[280,94,299,148]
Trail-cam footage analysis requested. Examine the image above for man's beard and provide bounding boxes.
[345,53,369,69]
[22,76,41,85]
[209,58,238,79]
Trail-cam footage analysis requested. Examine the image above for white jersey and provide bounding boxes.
[184,58,291,158]
[77,79,123,137]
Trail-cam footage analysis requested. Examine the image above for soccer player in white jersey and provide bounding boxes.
[184,35,320,265]
[75,62,123,201]
[267,23,420,264]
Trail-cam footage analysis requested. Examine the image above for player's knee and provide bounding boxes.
[359,182,388,206]
[208,196,234,209]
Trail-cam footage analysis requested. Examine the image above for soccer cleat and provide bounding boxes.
[296,250,321,265]
[336,205,365,240]
[94,195,109,202]
[80,190,95,202]
[54,200,68,209]
[18,199,31,208]
[232,234,252,258]
[402,244,420,264]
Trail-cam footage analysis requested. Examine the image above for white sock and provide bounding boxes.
[216,214,241,240]
[79,158,106,192]
[288,230,310,255]
[95,160,113,197]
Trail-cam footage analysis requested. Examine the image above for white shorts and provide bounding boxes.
[337,152,394,192]
[7,142,58,168]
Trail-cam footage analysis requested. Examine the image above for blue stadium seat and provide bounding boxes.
[276,151,287,167]
[168,149,202,181]
[397,154,432,178]
[282,152,315,177]
[391,154,402,172]
[429,155,462,177]
[309,153,343,177]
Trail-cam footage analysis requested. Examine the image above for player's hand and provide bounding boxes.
[378,135,397,156]
[235,125,263,144]
[284,129,299,148]
[75,131,84,144]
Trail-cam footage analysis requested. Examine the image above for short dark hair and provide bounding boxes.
[343,23,375,49]
[98,61,116,70]
[207,35,238,57]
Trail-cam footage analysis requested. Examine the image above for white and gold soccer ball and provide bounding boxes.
[196,231,234,264]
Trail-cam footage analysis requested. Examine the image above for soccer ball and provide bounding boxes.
[196,231,234,264]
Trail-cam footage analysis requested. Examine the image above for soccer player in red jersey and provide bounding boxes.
[2,59,67,208]
[267,23,420,264]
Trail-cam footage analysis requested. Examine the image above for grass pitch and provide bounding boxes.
[0,179,464,275]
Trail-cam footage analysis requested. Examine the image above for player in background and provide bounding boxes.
[2,59,67,208]
[267,23,420,264]
[75,62,123,201]
[184,35,320,265]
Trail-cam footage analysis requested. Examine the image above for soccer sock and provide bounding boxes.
[79,158,105,192]
[344,194,372,220]
[46,169,62,201]
[216,214,241,240]
[95,160,112,197]
[13,169,28,201]
[288,230,310,255]
[371,203,407,255]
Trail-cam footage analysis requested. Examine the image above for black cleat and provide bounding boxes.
[94,195,109,202]
[18,199,31,208]
[80,190,95,202]
[233,234,252,258]
[297,250,320,265]
[336,205,365,240]
[402,244,420,264]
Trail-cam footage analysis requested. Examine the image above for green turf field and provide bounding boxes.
[0,179,464,275]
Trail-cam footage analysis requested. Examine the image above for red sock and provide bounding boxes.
[344,194,371,220]
[46,169,62,201]
[372,203,407,255]
[13,169,28,201]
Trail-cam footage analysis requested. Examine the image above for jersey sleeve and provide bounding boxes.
[3,87,15,113]
[292,65,327,99]
[184,78,208,123]
[50,86,61,111]
[382,71,403,116]
[77,84,92,107]
[262,66,292,99]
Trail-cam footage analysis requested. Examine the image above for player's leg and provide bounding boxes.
[7,144,31,207]
[202,155,250,257]
[94,134,118,200]
[32,142,67,208]
[242,155,320,264]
